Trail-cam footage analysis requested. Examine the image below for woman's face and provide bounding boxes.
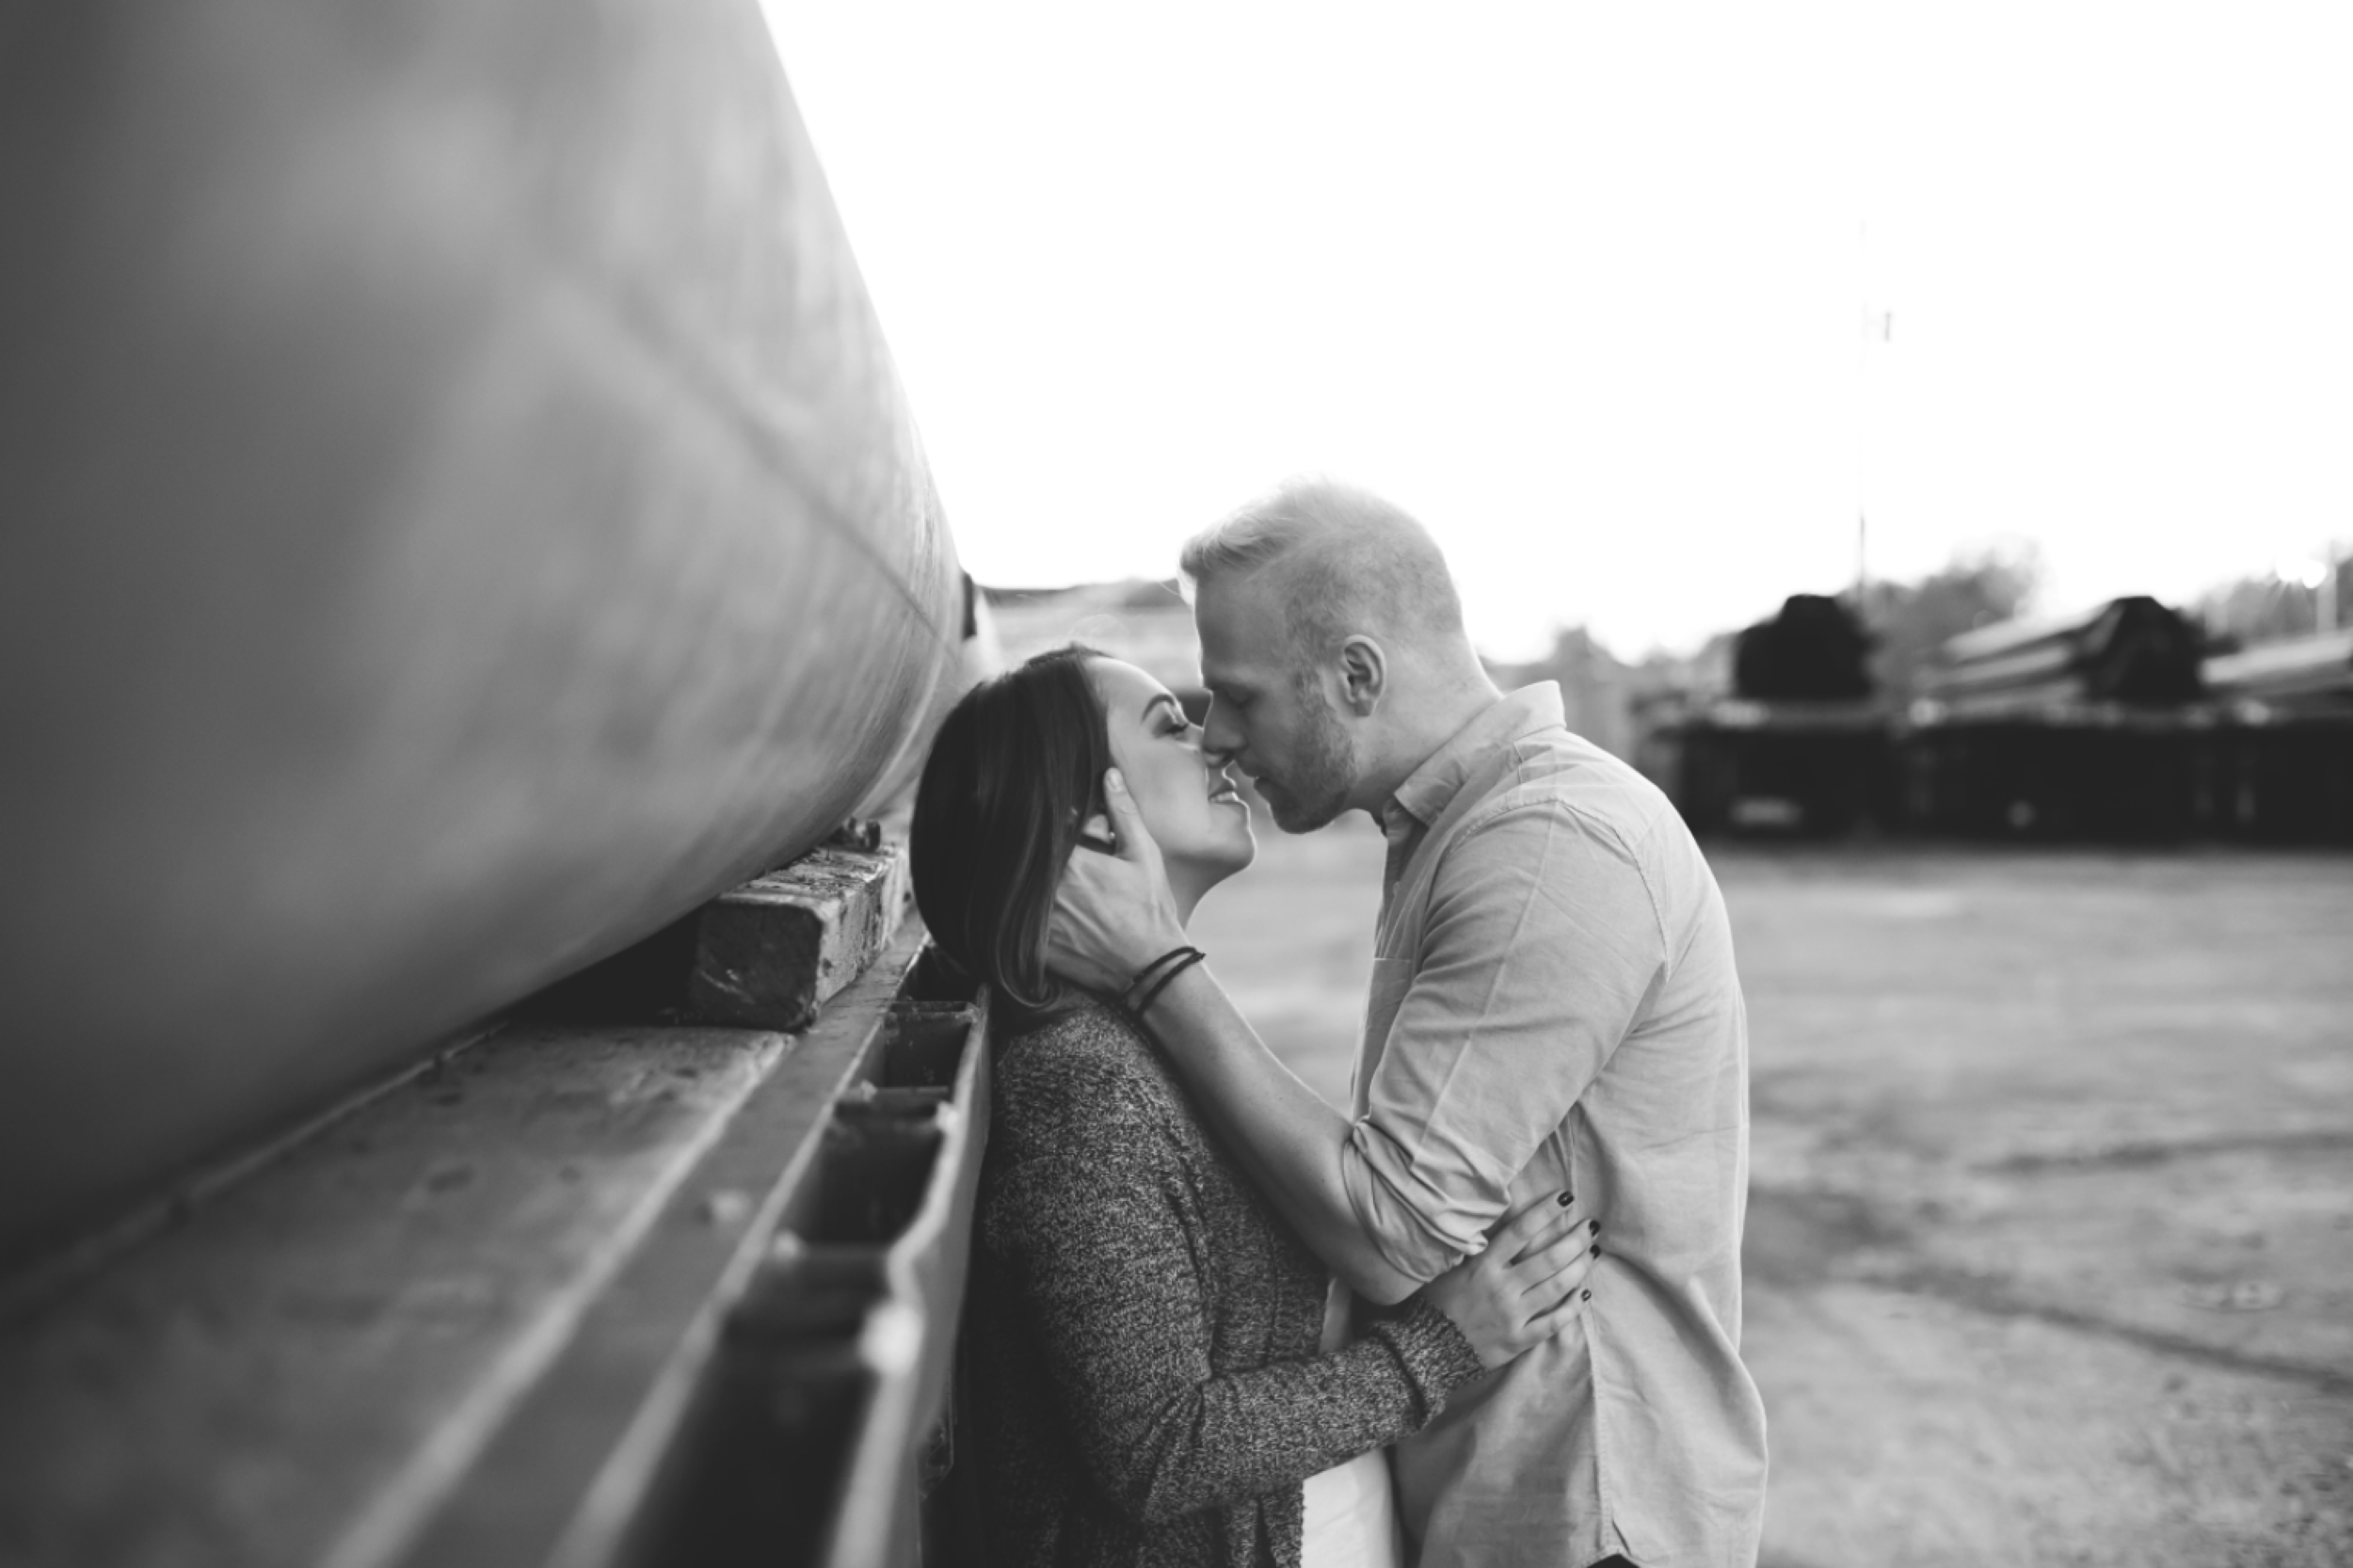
[1088,658,1256,910]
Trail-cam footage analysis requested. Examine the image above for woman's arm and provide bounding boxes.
[993,1145,1482,1526]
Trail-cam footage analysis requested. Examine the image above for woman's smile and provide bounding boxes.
[1087,657,1257,912]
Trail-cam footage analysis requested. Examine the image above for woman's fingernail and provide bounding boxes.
[1590,1244,1602,1257]
[1581,1288,1592,1301]
[1557,1191,1575,1208]
[1590,1221,1602,1234]
[1106,767,1128,793]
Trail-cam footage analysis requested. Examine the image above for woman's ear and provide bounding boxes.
[1076,809,1118,855]
[1337,634,1387,715]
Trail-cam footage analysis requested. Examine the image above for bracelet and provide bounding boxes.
[1131,948,1209,1018]
[1121,945,1203,1010]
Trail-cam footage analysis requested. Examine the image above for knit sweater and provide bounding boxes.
[968,997,1488,1568]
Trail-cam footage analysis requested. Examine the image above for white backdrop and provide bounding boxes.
[768,1,2353,658]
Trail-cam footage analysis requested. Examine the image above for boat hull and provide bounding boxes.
[0,0,963,1258]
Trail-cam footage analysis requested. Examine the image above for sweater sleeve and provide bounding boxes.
[990,1130,1487,1526]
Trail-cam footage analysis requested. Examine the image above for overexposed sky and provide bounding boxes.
[767,2,2352,660]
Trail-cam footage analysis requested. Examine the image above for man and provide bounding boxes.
[1048,480,1767,1566]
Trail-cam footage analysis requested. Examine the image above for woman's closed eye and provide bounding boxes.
[1141,696,1192,742]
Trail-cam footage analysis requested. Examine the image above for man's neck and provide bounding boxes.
[1354,667,1504,810]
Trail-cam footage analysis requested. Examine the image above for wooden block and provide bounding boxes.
[683,844,910,1031]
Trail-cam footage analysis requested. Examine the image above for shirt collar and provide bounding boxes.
[1384,683,1567,831]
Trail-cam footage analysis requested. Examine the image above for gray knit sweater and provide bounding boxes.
[968,997,1487,1567]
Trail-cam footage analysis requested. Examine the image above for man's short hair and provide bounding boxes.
[1178,478,1465,658]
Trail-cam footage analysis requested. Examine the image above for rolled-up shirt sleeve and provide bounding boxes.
[1341,797,1667,1280]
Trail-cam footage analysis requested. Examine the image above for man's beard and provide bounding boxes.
[1261,691,1355,833]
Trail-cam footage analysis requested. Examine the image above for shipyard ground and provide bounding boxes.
[1190,821,2353,1568]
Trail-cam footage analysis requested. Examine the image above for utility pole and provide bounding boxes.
[2320,539,2342,633]
[1856,221,1873,603]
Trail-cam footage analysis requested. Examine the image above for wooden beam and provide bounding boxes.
[687,846,913,1031]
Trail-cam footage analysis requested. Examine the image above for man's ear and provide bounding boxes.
[1337,635,1387,716]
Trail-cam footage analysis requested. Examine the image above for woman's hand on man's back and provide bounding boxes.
[1421,1192,1599,1370]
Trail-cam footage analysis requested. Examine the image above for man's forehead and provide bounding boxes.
[1192,576,1287,680]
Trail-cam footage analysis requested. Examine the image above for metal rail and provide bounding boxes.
[0,899,994,1568]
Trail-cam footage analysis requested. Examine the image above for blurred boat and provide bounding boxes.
[1917,596,2205,714]
[1904,598,2209,839]
[2195,630,2353,841]
[1641,594,1895,837]
[2202,628,2353,714]
[1732,592,1877,703]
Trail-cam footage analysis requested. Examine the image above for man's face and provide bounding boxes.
[1193,576,1358,833]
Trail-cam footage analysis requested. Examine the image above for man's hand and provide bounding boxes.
[1046,768,1190,994]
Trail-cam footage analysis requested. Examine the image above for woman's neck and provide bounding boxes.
[1165,861,1211,927]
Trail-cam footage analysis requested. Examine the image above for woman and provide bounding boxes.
[912,647,1598,1567]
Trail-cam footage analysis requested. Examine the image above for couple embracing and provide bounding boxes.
[911,481,1767,1568]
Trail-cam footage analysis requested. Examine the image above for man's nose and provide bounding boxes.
[1199,704,1241,766]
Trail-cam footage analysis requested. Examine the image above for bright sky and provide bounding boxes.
[766,2,2353,660]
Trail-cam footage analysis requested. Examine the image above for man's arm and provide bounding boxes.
[1132,962,1427,1303]
[1337,800,1663,1277]
[1044,769,1423,1301]
[1049,769,1662,1299]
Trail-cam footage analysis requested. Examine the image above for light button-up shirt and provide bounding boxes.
[1339,684,1767,1568]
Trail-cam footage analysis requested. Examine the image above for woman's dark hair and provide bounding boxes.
[911,645,1110,1018]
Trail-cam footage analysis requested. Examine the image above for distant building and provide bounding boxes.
[983,580,1207,713]
[987,586,1646,763]
[1489,626,1635,760]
